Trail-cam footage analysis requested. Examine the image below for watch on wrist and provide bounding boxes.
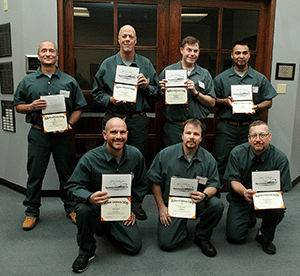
[203,192,209,201]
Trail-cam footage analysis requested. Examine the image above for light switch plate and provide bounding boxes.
[277,84,286,94]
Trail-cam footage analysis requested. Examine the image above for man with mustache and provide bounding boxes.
[214,40,277,185]
[224,120,292,254]
[148,118,223,257]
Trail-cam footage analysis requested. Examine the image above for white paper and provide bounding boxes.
[115,65,139,85]
[113,83,137,102]
[252,170,280,192]
[231,85,253,101]
[165,69,187,87]
[165,87,188,105]
[169,177,198,197]
[232,101,254,113]
[42,113,68,133]
[41,94,66,114]
[253,191,285,210]
[102,174,132,197]
[101,197,131,221]
[168,197,196,219]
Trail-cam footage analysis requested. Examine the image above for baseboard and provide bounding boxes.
[292,175,300,187]
[0,178,60,197]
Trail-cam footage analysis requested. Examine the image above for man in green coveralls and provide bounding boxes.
[65,117,148,273]
[14,41,87,230]
[148,118,224,257]
[214,40,277,184]
[159,36,215,147]
[93,24,159,220]
[224,120,292,254]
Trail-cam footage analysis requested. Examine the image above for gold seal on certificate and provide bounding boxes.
[168,197,196,219]
[231,84,254,113]
[42,113,68,133]
[252,170,285,210]
[101,197,131,221]
[40,94,68,132]
[113,65,139,102]
[101,174,132,221]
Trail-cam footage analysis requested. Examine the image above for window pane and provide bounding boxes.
[74,2,114,45]
[181,7,218,49]
[222,9,259,50]
[197,52,217,78]
[74,49,114,90]
[118,4,157,46]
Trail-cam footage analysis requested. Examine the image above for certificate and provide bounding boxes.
[102,174,132,197]
[42,113,68,133]
[253,191,285,210]
[115,65,139,85]
[169,177,198,197]
[168,197,196,219]
[113,83,137,102]
[41,94,66,114]
[165,69,187,87]
[165,87,188,105]
[101,197,131,221]
[231,85,254,114]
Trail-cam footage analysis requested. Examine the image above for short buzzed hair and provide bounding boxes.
[181,118,203,134]
[232,40,249,51]
[249,120,269,134]
[181,36,200,48]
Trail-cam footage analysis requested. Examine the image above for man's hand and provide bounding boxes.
[158,205,172,226]
[89,191,110,206]
[124,212,136,227]
[109,97,126,106]
[137,73,148,90]
[190,191,206,203]
[159,79,167,95]
[185,80,197,96]
[31,99,47,111]
[243,189,256,204]
[225,96,234,107]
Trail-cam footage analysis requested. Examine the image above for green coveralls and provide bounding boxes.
[147,143,224,251]
[14,67,87,217]
[65,143,148,256]
[92,52,159,157]
[214,66,277,182]
[159,61,215,147]
[224,143,292,243]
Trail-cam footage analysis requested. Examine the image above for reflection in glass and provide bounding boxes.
[74,2,114,45]
[222,9,259,50]
[118,4,157,46]
[197,52,217,78]
[74,49,114,90]
[181,7,218,49]
[135,50,157,71]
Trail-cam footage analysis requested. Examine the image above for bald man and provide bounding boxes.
[93,25,159,220]
[65,117,148,273]
[14,40,87,230]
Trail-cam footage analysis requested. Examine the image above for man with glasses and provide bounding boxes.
[224,120,292,254]
[214,40,277,184]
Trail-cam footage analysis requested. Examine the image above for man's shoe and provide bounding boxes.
[255,229,276,254]
[135,206,147,220]
[22,216,39,231]
[67,212,77,224]
[72,254,95,273]
[194,238,217,257]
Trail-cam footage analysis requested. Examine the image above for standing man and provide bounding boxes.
[148,118,224,257]
[159,36,215,147]
[224,120,292,254]
[65,117,148,273]
[14,40,87,230]
[93,24,159,220]
[214,40,277,183]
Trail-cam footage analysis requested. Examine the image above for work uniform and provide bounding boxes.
[65,143,148,256]
[14,67,87,217]
[92,52,159,157]
[214,66,277,182]
[159,61,215,147]
[148,143,224,250]
[224,143,292,243]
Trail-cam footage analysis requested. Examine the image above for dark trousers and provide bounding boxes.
[24,127,75,216]
[102,113,149,157]
[157,197,224,251]
[226,193,285,243]
[214,121,249,183]
[75,203,142,256]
